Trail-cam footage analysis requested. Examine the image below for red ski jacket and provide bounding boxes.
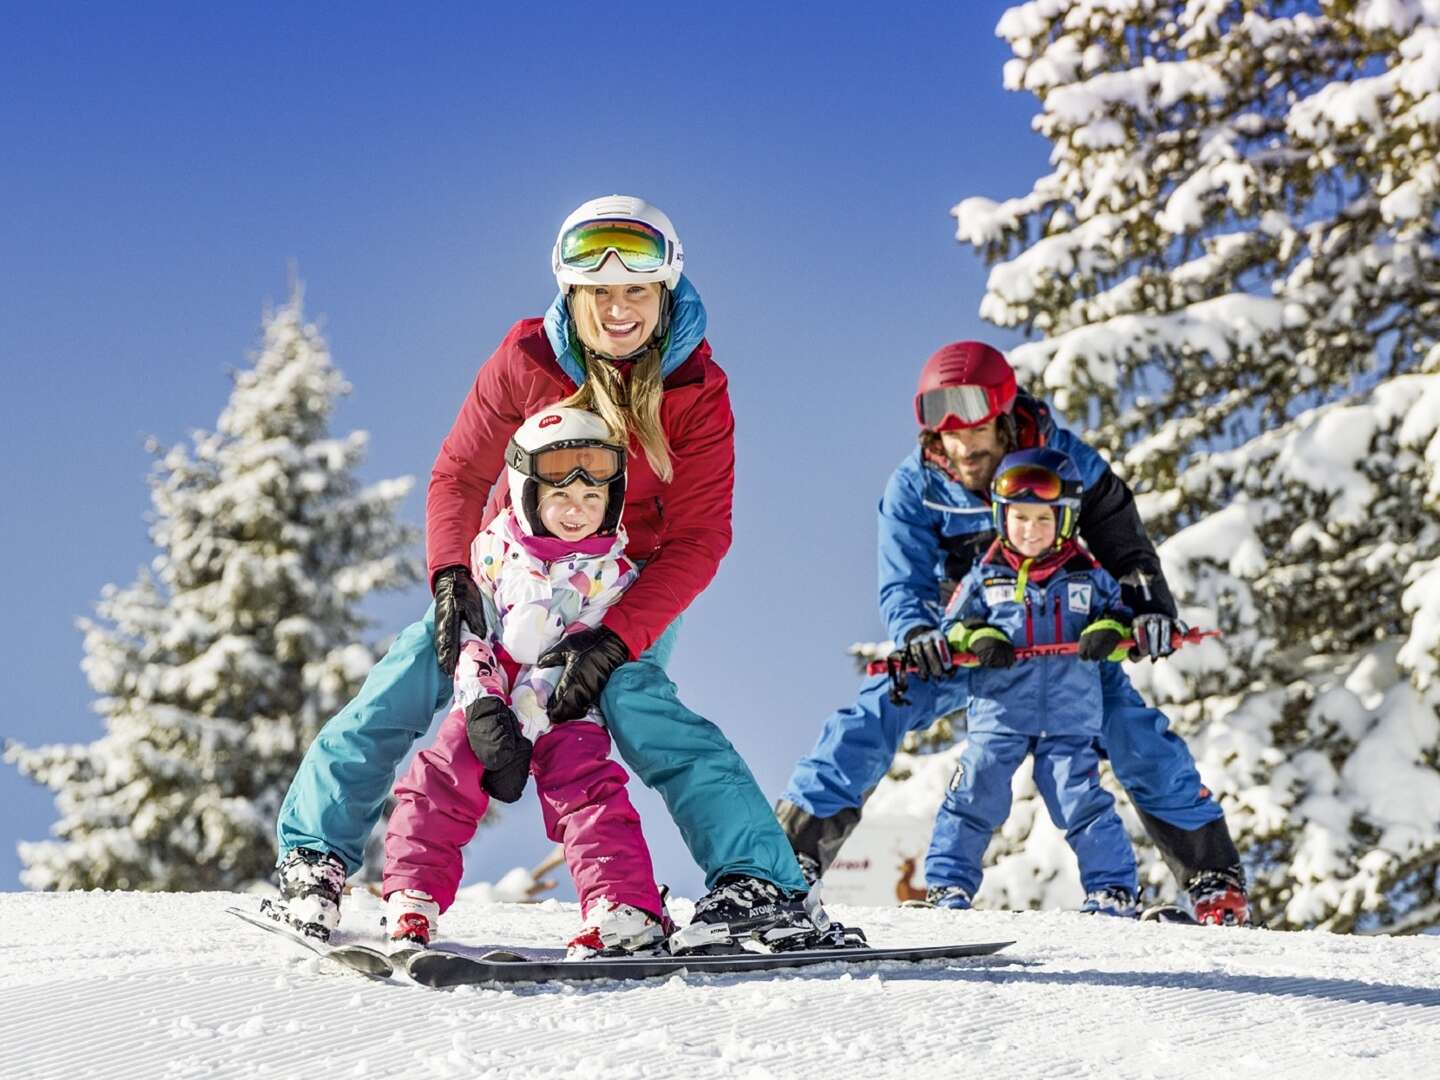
[427,318,735,659]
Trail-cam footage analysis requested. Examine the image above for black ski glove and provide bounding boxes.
[465,696,533,804]
[904,626,954,681]
[537,625,632,723]
[968,626,1017,669]
[434,566,487,678]
[1129,613,1183,662]
[1078,618,1128,662]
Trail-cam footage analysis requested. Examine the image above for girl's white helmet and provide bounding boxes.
[505,407,627,538]
[551,195,684,291]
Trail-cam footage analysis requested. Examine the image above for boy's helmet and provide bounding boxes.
[505,407,627,538]
[552,195,685,291]
[915,341,1017,431]
[990,447,1083,550]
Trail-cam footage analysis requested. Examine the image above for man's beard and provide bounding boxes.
[953,450,1001,493]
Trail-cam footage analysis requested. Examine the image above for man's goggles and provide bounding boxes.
[916,384,1005,429]
[558,218,670,274]
[506,439,625,487]
[993,463,1064,502]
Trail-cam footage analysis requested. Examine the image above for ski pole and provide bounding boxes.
[868,627,1221,706]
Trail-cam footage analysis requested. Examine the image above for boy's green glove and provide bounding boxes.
[949,623,1016,669]
[1078,618,1130,662]
[944,622,988,667]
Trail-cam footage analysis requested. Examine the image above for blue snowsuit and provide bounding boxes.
[924,547,1138,896]
[780,398,1225,881]
[276,283,807,894]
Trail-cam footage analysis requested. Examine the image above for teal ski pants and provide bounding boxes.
[276,604,808,894]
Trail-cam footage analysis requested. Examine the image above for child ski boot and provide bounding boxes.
[386,888,440,948]
[565,899,673,961]
[925,885,973,910]
[1080,887,1140,918]
[266,847,347,941]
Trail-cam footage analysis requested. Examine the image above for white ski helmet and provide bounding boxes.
[551,195,685,291]
[505,407,627,538]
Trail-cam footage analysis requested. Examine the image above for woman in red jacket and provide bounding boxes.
[272,196,830,954]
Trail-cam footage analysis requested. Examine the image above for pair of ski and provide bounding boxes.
[226,906,1012,988]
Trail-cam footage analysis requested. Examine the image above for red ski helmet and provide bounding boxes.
[914,341,1018,431]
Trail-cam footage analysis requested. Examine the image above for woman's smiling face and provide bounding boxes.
[575,281,662,358]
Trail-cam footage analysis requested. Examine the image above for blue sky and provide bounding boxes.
[0,4,1051,897]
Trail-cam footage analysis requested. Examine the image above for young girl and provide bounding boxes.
[382,406,668,959]
[926,447,1141,916]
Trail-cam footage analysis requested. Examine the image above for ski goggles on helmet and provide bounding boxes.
[916,384,1008,430]
[993,462,1065,502]
[506,439,625,487]
[557,218,670,275]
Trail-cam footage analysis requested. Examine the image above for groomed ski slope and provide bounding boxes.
[2,890,1438,1079]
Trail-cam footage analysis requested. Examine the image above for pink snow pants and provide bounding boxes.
[382,707,662,918]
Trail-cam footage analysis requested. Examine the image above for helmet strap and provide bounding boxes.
[522,478,553,538]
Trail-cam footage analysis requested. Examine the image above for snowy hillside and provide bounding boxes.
[3,891,1439,1078]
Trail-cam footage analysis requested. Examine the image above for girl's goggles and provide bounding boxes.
[558,218,669,274]
[916,384,1005,429]
[506,439,625,487]
[993,463,1064,502]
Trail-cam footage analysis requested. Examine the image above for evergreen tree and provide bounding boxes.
[939,1,1440,930]
[6,287,419,892]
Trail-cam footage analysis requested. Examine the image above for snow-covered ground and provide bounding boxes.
[4,890,1439,1079]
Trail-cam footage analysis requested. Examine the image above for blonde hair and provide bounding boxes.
[562,285,674,482]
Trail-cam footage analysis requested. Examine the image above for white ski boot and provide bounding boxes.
[565,899,671,961]
[386,889,440,948]
[269,847,347,941]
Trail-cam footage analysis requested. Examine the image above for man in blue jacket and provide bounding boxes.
[776,341,1250,925]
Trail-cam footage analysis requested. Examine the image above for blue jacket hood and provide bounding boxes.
[542,275,708,388]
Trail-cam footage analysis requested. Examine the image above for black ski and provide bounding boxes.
[406,939,1013,988]
[225,905,398,979]
[1140,904,1198,925]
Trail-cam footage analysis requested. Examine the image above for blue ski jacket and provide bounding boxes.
[944,548,1129,737]
[876,394,1175,645]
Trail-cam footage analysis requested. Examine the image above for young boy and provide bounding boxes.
[924,447,1140,916]
[382,406,667,958]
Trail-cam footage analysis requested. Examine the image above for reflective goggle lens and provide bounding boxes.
[993,464,1063,501]
[532,444,623,485]
[559,219,668,273]
[918,385,994,428]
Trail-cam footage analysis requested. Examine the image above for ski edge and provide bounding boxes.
[406,939,1014,989]
[225,905,396,979]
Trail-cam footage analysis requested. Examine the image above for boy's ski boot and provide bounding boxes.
[925,885,973,910]
[670,876,862,955]
[265,847,347,941]
[385,889,440,948]
[565,899,674,961]
[1187,867,1250,926]
[1080,887,1140,918]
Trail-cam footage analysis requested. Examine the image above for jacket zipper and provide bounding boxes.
[1054,593,1064,643]
[1024,597,1035,647]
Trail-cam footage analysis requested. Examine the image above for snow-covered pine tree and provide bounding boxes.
[6,286,419,892]
[941,0,1440,930]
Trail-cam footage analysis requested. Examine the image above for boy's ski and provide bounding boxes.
[225,905,398,979]
[406,939,1013,988]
